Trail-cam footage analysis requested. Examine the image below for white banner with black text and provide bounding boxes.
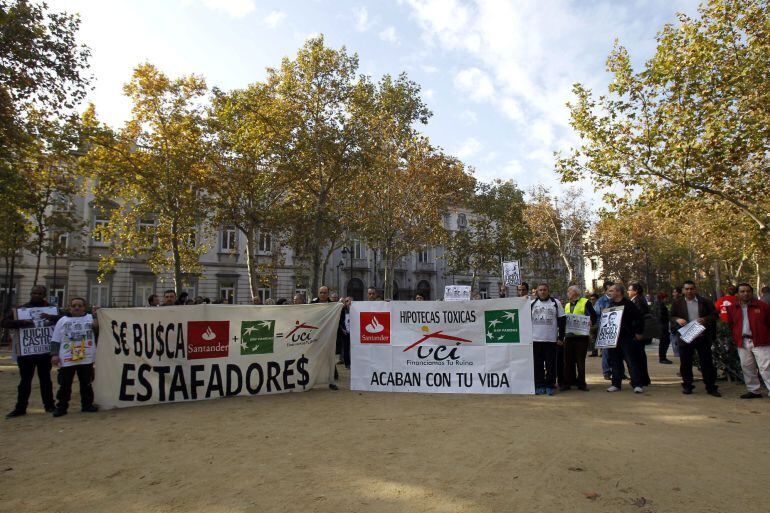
[94,303,342,409]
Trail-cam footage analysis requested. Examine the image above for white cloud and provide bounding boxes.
[500,98,523,122]
[456,137,482,159]
[421,64,439,73]
[263,10,287,28]
[453,67,494,102]
[458,110,478,125]
[379,26,399,44]
[503,159,524,177]
[355,7,370,31]
[423,88,435,100]
[200,0,255,18]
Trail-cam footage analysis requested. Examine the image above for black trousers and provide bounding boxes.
[679,337,718,392]
[15,354,55,412]
[609,339,643,388]
[556,344,564,387]
[533,342,558,388]
[342,334,351,368]
[634,339,651,386]
[658,327,671,360]
[563,336,589,388]
[55,364,94,411]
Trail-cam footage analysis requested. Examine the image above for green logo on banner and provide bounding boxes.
[240,320,275,354]
[484,309,520,343]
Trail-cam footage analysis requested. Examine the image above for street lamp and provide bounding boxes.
[341,247,350,296]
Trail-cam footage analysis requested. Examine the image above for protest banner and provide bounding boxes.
[444,285,471,301]
[351,298,534,394]
[94,303,342,409]
[595,306,623,348]
[15,306,58,357]
[565,313,590,336]
[502,260,521,286]
[678,321,706,344]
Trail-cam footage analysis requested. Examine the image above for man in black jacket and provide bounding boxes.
[628,283,652,386]
[2,285,58,418]
[669,280,720,396]
[605,284,645,393]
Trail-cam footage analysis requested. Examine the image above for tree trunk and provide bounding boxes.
[309,207,324,296]
[244,228,259,301]
[171,218,183,295]
[713,260,722,297]
[561,251,574,285]
[383,247,393,300]
[32,223,44,285]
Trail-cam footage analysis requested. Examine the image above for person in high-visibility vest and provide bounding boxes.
[562,286,597,391]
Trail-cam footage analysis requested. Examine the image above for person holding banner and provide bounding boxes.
[530,283,565,396]
[669,281,720,397]
[2,285,58,419]
[562,286,596,391]
[605,284,646,393]
[50,298,100,417]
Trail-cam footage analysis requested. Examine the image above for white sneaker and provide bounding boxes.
[634,386,643,393]
[606,386,620,392]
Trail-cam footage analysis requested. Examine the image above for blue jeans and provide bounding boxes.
[601,348,611,376]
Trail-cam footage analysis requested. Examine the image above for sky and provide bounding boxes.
[50,0,702,197]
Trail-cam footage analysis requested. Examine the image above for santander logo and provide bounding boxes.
[365,315,385,334]
[360,312,390,344]
[201,326,217,341]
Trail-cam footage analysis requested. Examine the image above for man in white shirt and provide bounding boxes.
[530,283,565,396]
[50,298,100,417]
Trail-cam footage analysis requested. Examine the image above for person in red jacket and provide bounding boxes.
[715,284,738,323]
[725,283,770,399]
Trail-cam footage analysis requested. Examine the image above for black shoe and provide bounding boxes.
[328,383,339,391]
[603,374,611,381]
[5,410,26,419]
[589,351,598,357]
[81,405,98,413]
[659,359,673,364]
[52,408,67,417]
[707,390,722,398]
[44,405,55,413]
[682,388,693,395]
[740,392,762,399]
[578,385,589,391]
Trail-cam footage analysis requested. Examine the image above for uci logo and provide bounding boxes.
[416,344,461,361]
[291,331,313,342]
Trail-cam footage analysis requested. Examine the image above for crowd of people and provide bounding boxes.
[2,279,769,419]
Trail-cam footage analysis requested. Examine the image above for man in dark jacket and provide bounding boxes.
[605,284,645,393]
[655,292,673,364]
[628,283,652,386]
[2,285,58,418]
[669,280,720,396]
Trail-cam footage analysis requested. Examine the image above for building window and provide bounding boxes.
[88,278,111,307]
[591,259,598,271]
[418,247,432,263]
[257,287,271,303]
[134,280,155,307]
[1,284,18,307]
[220,226,237,252]
[219,281,236,304]
[479,285,489,299]
[138,218,155,233]
[457,213,467,229]
[258,232,272,254]
[50,232,69,255]
[181,279,197,301]
[47,283,67,308]
[92,213,109,243]
[352,239,364,260]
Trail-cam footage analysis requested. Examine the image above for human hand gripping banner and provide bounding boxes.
[94,303,342,409]
[351,298,534,394]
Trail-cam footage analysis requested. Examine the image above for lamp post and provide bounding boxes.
[341,247,350,296]
[336,261,344,292]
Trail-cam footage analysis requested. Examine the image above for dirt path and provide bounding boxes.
[1,348,767,513]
